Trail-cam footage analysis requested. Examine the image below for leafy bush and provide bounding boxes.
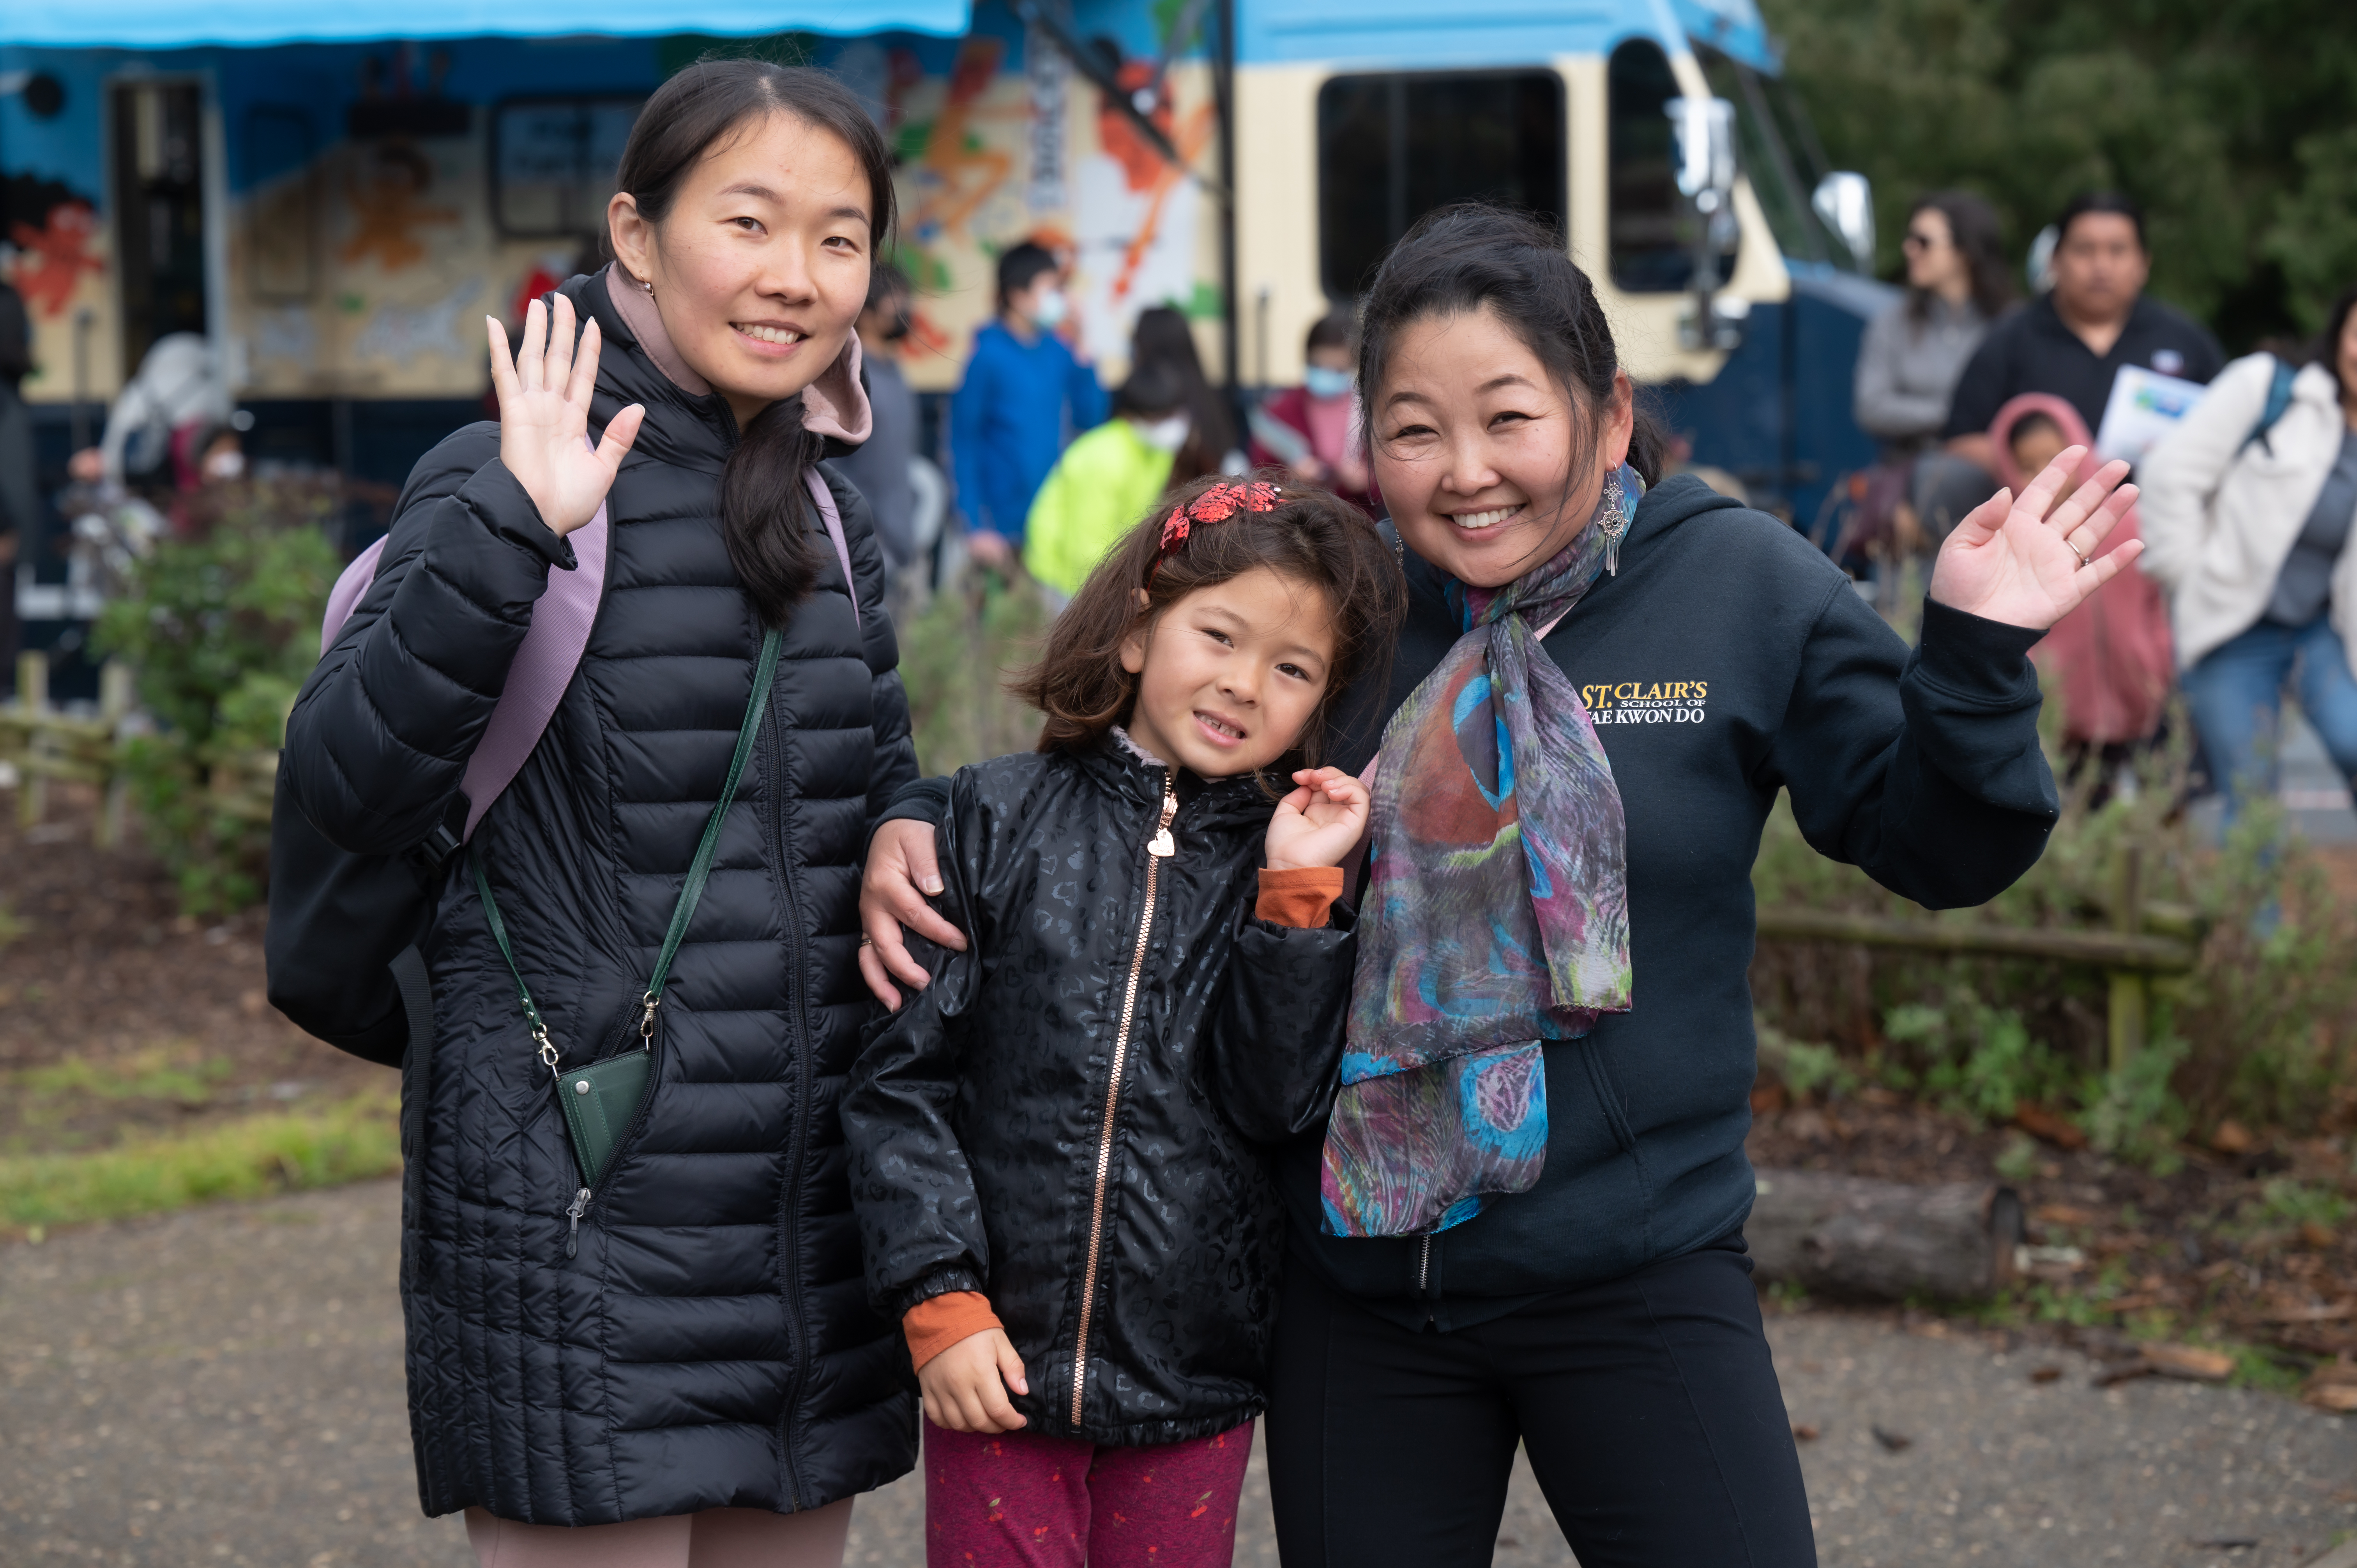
[899,565,1050,775]
[92,479,341,914]
[1750,702,2357,1157]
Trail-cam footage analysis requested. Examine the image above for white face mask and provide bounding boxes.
[1029,288,1069,330]
[1135,412,1192,452]
[203,449,246,481]
[1303,365,1355,399]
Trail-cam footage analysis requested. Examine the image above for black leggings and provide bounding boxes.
[1265,1236,1816,1567]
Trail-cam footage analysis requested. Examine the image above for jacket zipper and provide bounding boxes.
[765,704,816,1511]
[1069,770,1178,1429]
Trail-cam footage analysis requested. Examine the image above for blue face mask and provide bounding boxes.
[1303,365,1355,399]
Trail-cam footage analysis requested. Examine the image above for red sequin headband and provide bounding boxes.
[1151,481,1281,579]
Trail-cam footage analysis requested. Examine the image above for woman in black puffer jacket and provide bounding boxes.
[282,63,917,1559]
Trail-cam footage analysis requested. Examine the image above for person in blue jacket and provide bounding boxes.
[950,241,1107,567]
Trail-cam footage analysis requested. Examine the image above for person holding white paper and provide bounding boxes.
[1944,192,2222,475]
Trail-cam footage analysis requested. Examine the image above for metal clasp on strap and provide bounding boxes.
[640,991,659,1043]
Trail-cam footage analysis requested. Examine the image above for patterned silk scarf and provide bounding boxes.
[1320,467,1640,1238]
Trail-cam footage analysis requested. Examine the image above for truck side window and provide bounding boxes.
[1608,39,1693,294]
[1316,70,1565,302]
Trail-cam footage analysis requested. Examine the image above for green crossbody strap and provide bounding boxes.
[472,626,784,1075]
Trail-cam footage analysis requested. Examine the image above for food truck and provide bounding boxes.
[3,0,1888,683]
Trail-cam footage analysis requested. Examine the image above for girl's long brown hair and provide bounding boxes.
[1012,474,1406,768]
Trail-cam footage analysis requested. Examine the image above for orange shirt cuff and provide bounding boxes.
[903,1291,1004,1372]
[1256,865,1344,929]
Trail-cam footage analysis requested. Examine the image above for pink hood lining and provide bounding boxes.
[604,266,871,446]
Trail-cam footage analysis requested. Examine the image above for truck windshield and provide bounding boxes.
[1316,69,1566,300]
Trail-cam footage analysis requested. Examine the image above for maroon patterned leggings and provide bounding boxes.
[920,1416,1256,1568]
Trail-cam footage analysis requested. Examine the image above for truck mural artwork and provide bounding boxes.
[4,0,1889,691]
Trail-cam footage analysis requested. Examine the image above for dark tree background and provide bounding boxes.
[1758,0,2357,349]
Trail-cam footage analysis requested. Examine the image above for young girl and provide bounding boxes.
[841,477,1404,1567]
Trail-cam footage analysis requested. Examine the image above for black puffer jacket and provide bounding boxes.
[282,270,920,1524]
[842,742,1353,1445]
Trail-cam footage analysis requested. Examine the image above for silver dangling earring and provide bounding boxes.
[1598,471,1628,576]
[638,276,655,298]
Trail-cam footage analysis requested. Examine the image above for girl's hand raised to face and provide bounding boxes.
[1267,766,1369,871]
[486,295,645,538]
[1928,445,2141,630]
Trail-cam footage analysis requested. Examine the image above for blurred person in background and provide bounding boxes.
[1990,397,2173,788]
[838,261,919,568]
[2140,283,2357,821]
[1944,191,2222,472]
[0,281,32,679]
[1249,308,1375,516]
[951,240,1106,569]
[1852,192,2014,544]
[1129,303,1240,483]
[1022,357,1188,604]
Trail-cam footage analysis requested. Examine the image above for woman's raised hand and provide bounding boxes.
[1927,445,2141,630]
[1267,766,1371,872]
[486,295,645,537]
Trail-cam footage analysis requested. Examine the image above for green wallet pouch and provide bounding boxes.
[556,1046,653,1190]
[472,627,783,1208]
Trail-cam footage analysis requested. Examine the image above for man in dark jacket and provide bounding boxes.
[1944,190,2223,471]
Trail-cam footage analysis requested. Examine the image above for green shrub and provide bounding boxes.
[899,565,1050,775]
[92,480,339,914]
[1749,697,2357,1155]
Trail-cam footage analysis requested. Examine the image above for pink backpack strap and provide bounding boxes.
[320,537,390,657]
[458,501,608,840]
[314,491,610,846]
[805,467,860,625]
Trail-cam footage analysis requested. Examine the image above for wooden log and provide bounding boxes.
[1753,905,2195,973]
[1748,1169,2024,1302]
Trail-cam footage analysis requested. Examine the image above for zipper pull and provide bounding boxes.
[1147,775,1178,858]
[640,991,660,1043]
[565,1187,591,1258]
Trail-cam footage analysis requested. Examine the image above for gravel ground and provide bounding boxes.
[4,1180,2353,1567]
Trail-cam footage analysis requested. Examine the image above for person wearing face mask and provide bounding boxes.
[1249,310,1376,516]
[837,262,920,568]
[1022,358,1190,602]
[950,241,1109,570]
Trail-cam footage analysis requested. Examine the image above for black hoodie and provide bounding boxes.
[883,475,2056,1328]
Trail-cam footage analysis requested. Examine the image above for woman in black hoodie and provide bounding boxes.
[284,63,918,1562]
[860,207,2144,1566]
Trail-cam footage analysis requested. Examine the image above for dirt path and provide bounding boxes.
[4,1181,2353,1567]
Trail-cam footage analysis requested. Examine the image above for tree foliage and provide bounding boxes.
[1758,0,2357,343]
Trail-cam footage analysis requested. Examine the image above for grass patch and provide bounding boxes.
[0,1090,399,1233]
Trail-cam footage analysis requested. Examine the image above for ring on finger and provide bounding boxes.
[2065,532,2091,569]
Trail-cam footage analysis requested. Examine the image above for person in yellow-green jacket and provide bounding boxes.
[1025,360,1192,601]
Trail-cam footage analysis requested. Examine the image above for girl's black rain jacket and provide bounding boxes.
[281,269,921,1525]
[842,742,1354,1446]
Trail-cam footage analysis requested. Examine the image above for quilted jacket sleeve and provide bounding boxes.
[822,465,920,827]
[842,772,992,1317]
[1205,901,1356,1145]
[283,425,574,855]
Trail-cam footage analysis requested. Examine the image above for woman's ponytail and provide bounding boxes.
[721,400,828,626]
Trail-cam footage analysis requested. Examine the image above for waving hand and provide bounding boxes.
[1927,445,2141,630]
[486,294,645,538]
